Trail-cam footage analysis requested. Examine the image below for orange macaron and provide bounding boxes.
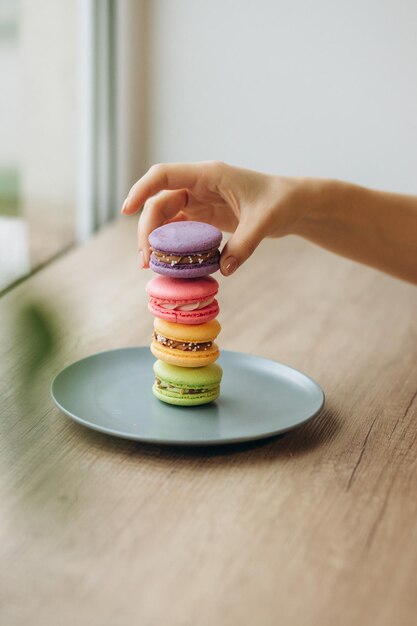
[151,318,221,367]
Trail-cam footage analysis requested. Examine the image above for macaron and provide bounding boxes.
[146,275,219,325]
[151,317,221,367]
[149,221,222,277]
[153,360,223,406]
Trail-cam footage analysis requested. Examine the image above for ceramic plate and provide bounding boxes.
[51,348,324,446]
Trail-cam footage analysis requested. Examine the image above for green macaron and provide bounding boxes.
[153,360,222,406]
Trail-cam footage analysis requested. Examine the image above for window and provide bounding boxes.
[0,0,78,291]
[0,0,143,292]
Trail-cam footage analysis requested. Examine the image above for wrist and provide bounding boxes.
[291,177,339,237]
[267,175,314,237]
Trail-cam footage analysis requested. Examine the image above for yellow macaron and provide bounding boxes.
[151,318,221,367]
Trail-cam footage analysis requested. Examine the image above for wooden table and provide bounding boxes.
[1,218,417,626]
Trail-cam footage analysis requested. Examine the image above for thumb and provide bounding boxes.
[220,221,264,276]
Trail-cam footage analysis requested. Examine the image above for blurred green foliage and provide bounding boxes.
[0,166,20,217]
[16,300,58,391]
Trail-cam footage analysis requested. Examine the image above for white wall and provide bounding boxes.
[145,0,417,193]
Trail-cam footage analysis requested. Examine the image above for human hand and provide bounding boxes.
[121,161,301,275]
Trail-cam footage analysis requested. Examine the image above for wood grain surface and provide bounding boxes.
[1,218,417,626]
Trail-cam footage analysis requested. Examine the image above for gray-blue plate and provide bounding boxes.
[51,348,325,446]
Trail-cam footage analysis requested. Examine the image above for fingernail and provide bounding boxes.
[139,250,144,268]
[223,256,238,276]
[121,197,129,214]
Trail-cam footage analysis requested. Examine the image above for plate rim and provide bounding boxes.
[50,347,325,446]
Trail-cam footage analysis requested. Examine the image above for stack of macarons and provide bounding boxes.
[146,221,223,406]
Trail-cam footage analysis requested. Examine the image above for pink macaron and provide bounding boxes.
[146,275,219,325]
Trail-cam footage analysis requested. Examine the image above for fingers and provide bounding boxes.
[220,218,265,276]
[125,160,261,274]
[137,189,189,266]
[165,211,188,224]
[122,162,202,215]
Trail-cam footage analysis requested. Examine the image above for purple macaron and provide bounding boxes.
[149,221,222,278]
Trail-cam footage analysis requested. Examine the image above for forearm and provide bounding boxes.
[292,179,417,284]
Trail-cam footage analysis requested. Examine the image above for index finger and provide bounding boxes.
[121,162,202,215]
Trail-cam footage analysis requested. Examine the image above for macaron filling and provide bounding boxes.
[156,297,215,311]
[153,332,213,352]
[155,378,218,395]
[151,248,219,266]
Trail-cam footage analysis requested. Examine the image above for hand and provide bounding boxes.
[121,161,301,275]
